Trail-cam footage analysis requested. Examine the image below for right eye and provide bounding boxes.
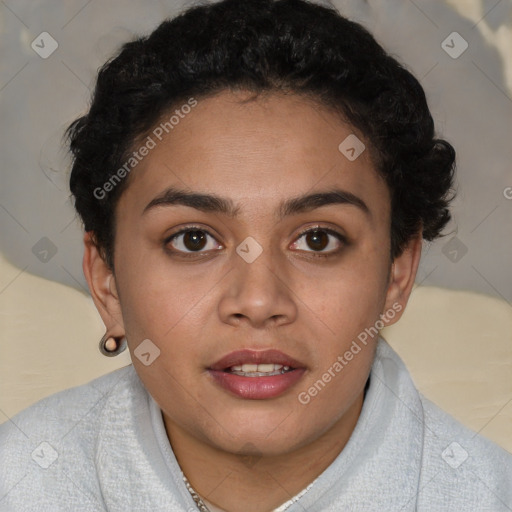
[164,226,224,256]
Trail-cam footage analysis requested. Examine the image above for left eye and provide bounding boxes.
[291,227,345,254]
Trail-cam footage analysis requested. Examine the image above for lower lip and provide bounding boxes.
[207,368,306,400]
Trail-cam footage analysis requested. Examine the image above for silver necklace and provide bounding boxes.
[183,474,211,512]
[183,472,316,512]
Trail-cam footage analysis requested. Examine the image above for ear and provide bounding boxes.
[382,232,423,327]
[82,231,125,337]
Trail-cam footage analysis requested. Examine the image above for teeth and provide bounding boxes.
[227,363,290,376]
[254,364,276,372]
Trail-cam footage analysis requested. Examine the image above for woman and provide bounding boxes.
[1,0,511,510]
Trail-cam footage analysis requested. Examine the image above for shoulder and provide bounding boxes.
[0,364,138,443]
[418,394,512,509]
[375,338,512,509]
[0,365,142,511]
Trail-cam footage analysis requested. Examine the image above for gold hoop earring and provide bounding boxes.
[99,334,127,357]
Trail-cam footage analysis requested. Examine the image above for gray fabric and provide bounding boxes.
[1,337,511,511]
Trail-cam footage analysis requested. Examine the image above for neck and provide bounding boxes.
[163,389,366,512]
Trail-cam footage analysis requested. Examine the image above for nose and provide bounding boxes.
[217,243,298,329]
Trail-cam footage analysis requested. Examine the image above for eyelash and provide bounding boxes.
[164,225,347,259]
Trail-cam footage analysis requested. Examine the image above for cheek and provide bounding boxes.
[113,234,205,335]
[294,265,385,421]
[302,244,389,338]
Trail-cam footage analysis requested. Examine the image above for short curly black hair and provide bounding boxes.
[67,0,455,270]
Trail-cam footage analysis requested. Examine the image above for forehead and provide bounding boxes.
[117,90,390,221]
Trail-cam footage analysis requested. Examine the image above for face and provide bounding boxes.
[87,90,419,458]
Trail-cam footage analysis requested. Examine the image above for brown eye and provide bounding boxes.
[182,230,207,251]
[166,228,222,254]
[291,227,346,256]
[304,230,329,251]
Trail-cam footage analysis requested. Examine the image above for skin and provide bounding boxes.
[83,89,422,512]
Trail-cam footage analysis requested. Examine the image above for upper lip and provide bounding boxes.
[208,349,306,371]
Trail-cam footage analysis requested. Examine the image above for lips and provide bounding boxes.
[207,349,307,400]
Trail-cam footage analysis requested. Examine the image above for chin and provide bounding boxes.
[199,413,321,458]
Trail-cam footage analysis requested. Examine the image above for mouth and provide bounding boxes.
[207,349,306,400]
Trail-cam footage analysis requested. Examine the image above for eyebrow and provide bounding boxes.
[142,186,371,220]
